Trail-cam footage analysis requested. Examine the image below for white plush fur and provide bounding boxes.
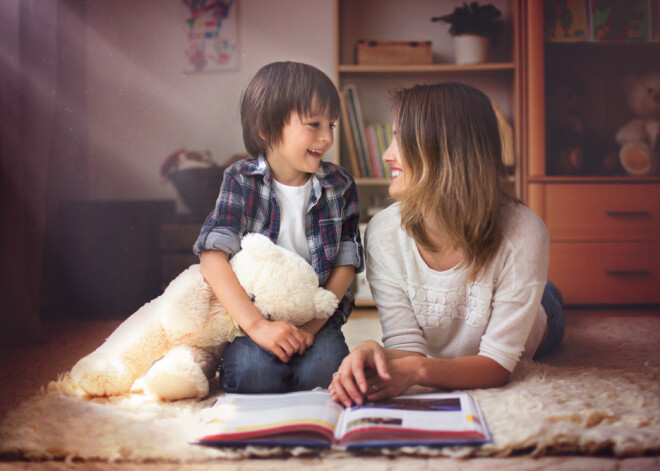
[70,233,338,401]
[615,71,660,175]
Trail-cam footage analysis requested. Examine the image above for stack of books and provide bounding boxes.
[340,84,393,178]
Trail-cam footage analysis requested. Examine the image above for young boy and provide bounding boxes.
[194,61,364,393]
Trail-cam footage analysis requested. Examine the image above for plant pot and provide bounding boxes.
[453,34,489,65]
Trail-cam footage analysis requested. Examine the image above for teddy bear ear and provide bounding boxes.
[621,75,639,96]
[239,233,273,254]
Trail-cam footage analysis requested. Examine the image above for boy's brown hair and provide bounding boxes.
[240,61,341,157]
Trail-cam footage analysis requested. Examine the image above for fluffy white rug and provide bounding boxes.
[0,358,658,462]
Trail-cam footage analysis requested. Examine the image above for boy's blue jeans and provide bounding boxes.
[220,316,349,393]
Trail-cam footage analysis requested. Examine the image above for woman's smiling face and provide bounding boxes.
[382,127,412,198]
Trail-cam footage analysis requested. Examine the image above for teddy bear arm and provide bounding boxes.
[313,288,339,319]
[143,344,221,400]
[616,119,650,145]
[160,264,214,337]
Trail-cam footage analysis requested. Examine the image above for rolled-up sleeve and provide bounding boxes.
[335,240,362,270]
[193,168,245,257]
[338,179,364,272]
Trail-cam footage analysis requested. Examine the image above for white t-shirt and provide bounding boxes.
[365,201,549,372]
[272,178,312,263]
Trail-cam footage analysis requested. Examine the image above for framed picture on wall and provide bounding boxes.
[183,0,239,73]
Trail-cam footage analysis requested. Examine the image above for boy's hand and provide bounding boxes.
[245,318,310,362]
[297,328,315,354]
[298,317,328,352]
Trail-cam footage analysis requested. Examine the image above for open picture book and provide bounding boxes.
[194,390,491,449]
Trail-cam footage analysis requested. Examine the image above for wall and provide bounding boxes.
[81,0,336,202]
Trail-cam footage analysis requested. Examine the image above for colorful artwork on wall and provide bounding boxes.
[183,0,238,73]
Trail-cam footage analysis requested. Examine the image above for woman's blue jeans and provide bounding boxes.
[219,316,349,393]
[534,280,565,358]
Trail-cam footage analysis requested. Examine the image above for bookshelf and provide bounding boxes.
[334,0,522,306]
[334,0,522,214]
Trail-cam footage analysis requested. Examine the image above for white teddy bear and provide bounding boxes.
[70,233,338,401]
[615,71,660,176]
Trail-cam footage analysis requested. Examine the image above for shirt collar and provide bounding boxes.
[239,155,271,182]
[243,154,347,190]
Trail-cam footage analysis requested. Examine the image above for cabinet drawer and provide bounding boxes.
[549,242,660,304]
[528,184,660,241]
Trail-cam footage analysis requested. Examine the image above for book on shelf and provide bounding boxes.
[341,84,396,179]
[654,0,660,41]
[365,125,384,178]
[545,0,588,42]
[339,90,361,177]
[194,390,491,449]
[342,84,371,177]
[590,0,650,42]
[375,123,391,178]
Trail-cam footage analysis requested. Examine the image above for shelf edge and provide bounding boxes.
[339,63,515,73]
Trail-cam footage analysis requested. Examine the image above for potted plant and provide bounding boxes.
[431,2,504,65]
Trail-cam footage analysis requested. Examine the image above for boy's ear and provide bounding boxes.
[258,130,271,151]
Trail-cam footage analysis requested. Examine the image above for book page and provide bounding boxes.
[196,390,341,446]
[335,392,489,447]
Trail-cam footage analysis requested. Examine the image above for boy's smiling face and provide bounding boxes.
[266,110,335,186]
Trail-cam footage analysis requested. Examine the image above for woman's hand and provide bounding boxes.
[330,342,426,406]
[245,318,312,362]
[362,356,420,401]
[328,340,391,407]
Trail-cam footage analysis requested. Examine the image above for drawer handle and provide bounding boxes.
[605,210,650,218]
[605,268,650,277]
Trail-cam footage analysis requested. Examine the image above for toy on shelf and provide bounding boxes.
[545,70,586,175]
[616,71,660,176]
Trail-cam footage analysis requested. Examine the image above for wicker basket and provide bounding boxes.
[166,166,225,220]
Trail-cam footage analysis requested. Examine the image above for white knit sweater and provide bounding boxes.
[365,201,549,372]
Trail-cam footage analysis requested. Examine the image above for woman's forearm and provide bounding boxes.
[409,354,511,389]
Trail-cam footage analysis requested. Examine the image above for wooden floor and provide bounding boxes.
[1,307,659,470]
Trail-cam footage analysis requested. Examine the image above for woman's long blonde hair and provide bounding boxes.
[393,82,516,280]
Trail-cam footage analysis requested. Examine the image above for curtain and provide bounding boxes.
[0,0,86,344]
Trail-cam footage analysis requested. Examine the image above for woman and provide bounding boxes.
[329,82,564,407]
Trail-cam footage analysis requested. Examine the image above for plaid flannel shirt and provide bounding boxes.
[194,155,364,323]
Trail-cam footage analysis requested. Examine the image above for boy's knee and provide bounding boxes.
[295,360,341,390]
[219,338,291,393]
[293,333,349,390]
[220,360,289,394]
